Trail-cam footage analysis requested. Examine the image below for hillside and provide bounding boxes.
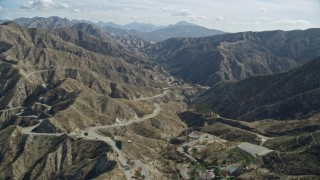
[0,21,205,179]
[196,57,320,121]
[146,28,320,85]
[0,21,168,132]
[0,126,116,179]
[1,15,320,179]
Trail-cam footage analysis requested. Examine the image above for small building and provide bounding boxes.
[127,140,132,143]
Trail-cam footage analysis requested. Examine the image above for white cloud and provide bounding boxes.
[21,1,34,9]
[254,21,261,25]
[172,9,207,22]
[59,2,70,9]
[172,9,194,17]
[0,6,7,14]
[260,17,271,21]
[191,15,207,21]
[162,6,174,12]
[273,18,311,26]
[122,7,132,12]
[171,9,207,22]
[72,8,80,13]
[130,15,137,19]
[0,6,8,18]
[21,0,54,9]
[258,8,267,12]
[216,16,224,21]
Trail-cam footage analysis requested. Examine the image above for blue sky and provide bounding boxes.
[0,0,319,32]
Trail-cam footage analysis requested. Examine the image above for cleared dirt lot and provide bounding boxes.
[238,142,273,157]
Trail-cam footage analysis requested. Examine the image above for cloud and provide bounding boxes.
[273,18,311,26]
[58,2,70,9]
[254,21,261,25]
[0,6,6,14]
[216,16,224,21]
[260,17,271,21]
[258,8,267,12]
[162,6,174,12]
[172,9,194,17]
[72,8,80,13]
[172,9,206,21]
[122,7,132,12]
[21,0,54,9]
[130,15,137,19]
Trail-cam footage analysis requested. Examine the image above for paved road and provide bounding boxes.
[135,90,170,101]
[20,67,68,85]
[92,103,160,129]
[25,68,67,78]
[20,118,64,136]
[80,103,160,180]
[216,122,273,145]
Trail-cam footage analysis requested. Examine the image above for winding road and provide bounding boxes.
[215,122,273,145]
[134,90,171,101]
[19,103,161,180]
[11,67,202,179]
[20,67,69,86]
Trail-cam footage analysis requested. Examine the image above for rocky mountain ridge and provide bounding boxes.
[2,16,225,42]
[1,16,320,179]
[197,56,320,121]
[0,21,168,132]
[146,28,320,85]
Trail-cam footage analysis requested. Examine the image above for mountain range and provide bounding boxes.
[0,19,204,179]
[197,56,320,121]
[0,21,165,132]
[0,16,320,179]
[0,16,225,42]
[146,28,320,85]
[96,21,165,32]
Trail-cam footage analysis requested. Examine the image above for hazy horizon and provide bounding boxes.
[0,0,319,32]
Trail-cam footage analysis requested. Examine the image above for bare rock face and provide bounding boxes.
[0,126,115,179]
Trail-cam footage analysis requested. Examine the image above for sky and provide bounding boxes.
[0,0,319,32]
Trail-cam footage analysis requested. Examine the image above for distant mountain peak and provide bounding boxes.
[126,22,152,26]
[172,21,197,27]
